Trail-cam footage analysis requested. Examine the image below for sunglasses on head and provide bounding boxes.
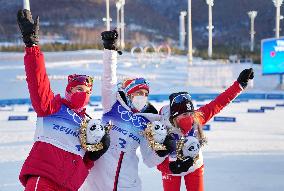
[133,78,149,86]
[170,94,192,106]
[69,75,94,86]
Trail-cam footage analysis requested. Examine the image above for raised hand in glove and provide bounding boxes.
[88,134,110,161]
[101,29,122,55]
[237,68,254,89]
[17,9,39,47]
[156,134,176,157]
[169,157,194,174]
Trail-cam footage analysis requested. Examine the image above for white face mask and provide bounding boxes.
[132,96,148,111]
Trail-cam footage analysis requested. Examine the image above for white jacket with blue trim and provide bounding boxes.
[79,50,166,191]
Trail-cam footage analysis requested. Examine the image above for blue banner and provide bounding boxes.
[261,37,284,75]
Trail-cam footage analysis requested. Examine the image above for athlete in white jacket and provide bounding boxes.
[80,30,174,191]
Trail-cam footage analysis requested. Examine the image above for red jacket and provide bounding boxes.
[19,46,94,191]
[157,81,242,174]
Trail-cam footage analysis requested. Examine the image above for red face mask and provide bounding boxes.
[176,115,194,135]
[70,92,90,109]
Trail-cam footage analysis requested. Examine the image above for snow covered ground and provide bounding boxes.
[0,99,284,191]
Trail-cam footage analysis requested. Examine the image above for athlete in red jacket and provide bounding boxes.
[157,69,254,191]
[17,9,110,191]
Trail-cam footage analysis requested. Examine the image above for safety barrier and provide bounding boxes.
[8,116,28,121]
[266,94,284,100]
[260,106,275,110]
[214,117,236,122]
[28,107,35,112]
[247,109,265,113]
[203,125,211,131]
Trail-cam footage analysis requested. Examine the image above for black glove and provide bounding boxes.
[169,157,194,174]
[17,9,39,47]
[156,134,176,157]
[88,134,110,161]
[101,29,122,55]
[237,68,254,89]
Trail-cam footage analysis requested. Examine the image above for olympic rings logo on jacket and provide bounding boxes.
[66,108,83,125]
[117,105,147,130]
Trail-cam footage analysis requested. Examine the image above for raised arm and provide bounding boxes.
[101,49,118,113]
[17,10,60,116]
[101,30,121,113]
[197,81,242,125]
[198,68,254,125]
[24,47,60,116]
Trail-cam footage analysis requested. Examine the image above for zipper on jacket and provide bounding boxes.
[113,151,125,191]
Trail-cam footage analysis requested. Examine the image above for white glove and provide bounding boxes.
[160,105,172,128]
[151,121,168,144]
[182,136,200,158]
[86,119,105,144]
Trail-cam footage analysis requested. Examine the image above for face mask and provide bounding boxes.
[70,92,90,109]
[176,115,194,135]
[132,96,148,111]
